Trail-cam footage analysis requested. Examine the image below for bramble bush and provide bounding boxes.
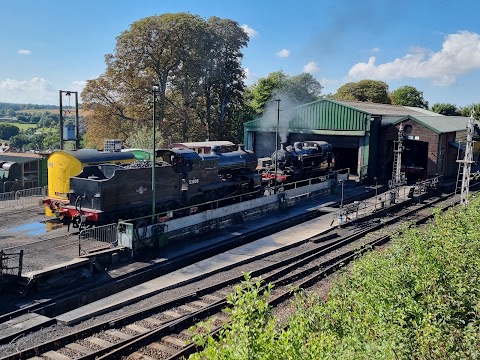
[190,195,480,359]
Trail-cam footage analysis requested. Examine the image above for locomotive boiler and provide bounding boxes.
[258,141,335,183]
[58,146,262,228]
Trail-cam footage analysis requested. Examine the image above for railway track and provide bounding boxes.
[0,189,460,360]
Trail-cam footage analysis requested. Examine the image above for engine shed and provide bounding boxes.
[0,152,47,192]
[243,99,479,181]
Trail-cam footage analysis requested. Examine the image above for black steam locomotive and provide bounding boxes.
[58,146,262,228]
[258,141,335,183]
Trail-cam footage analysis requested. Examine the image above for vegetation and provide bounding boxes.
[247,71,323,115]
[82,13,250,148]
[389,85,429,109]
[333,80,391,104]
[191,196,480,359]
[0,105,84,150]
[431,103,461,116]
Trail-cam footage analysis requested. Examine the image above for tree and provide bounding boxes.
[333,80,390,104]
[82,13,249,147]
[459,104,480,120]
[8,133,30,149]
[248,71,323,114]
[0,124,20,140]
[431,103,460,116]
[390,85,428,109]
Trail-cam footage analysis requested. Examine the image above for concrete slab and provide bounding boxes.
[23,258,94,279]
[0,313,54,343]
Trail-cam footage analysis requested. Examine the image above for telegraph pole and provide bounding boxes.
[274,99,281,191]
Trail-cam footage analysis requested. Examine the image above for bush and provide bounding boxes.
[191,196,480,359]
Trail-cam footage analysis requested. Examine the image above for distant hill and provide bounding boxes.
[0,102,58,111]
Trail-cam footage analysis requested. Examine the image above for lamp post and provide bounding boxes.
[152,86,159,222]
[274,99,281,191]
[340,179,345,209]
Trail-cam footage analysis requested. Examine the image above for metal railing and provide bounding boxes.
[0,186,46,211]
[0,249,23,280]
[78,223,118,256]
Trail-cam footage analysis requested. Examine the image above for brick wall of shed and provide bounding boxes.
[379,120,440,178]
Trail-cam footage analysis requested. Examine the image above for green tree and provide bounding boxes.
[390,85,428,109]
[6,108,16,117]
[431,103,460,116]
[8,133,30,149]
[333,80,391,103]
[248,71,322,114]
[82,12,249,147]
[42,132,60,150]
[459,103,480,120]
[0,123,20,139]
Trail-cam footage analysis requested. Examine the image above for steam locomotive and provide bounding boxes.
[258,141,335,183]
[58,146,262,228]
[56,140,336,229]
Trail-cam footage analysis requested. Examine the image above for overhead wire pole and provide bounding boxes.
[274,99,281,191]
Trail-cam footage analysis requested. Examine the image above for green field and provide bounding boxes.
[0,121,36,130]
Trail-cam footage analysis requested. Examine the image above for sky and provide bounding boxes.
[1,0,480,108]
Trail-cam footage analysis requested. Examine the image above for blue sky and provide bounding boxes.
[1,0,480,108]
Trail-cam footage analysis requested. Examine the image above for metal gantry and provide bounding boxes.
[456,116,475,205]
[390,123,406,202]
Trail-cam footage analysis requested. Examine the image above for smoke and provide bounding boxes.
[261,92,303,143]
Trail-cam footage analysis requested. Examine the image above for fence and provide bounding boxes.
[0,250,23,281]
[78,223,118,256]
[117,176,335,256]
[0,186,47,212]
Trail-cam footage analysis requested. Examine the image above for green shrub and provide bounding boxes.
[190,196,480,359]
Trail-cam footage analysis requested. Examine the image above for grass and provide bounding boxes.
[0,121,36,130]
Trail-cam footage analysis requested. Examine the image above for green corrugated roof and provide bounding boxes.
[244,99,371,132]
[244,99,477,135]
[390,115,479,134]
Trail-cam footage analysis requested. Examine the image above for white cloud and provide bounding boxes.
[320,77,340,87]
[0,77,56,104]
[371,47,380,52]
[303,61,320,74]
[17,49,31,55]
[241,24,258,39]
[276,49,290,58]
[348,31,480,86]
[0,78,89,104]
[244,67,258,85]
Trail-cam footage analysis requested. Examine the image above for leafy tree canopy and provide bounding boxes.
[390,85,428,109]
[248,71,323,114]
[0,123,20,140]
[333,80,391,104]
[431,103,460,116]
[459,103,480,120]
[82,12,249,148]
